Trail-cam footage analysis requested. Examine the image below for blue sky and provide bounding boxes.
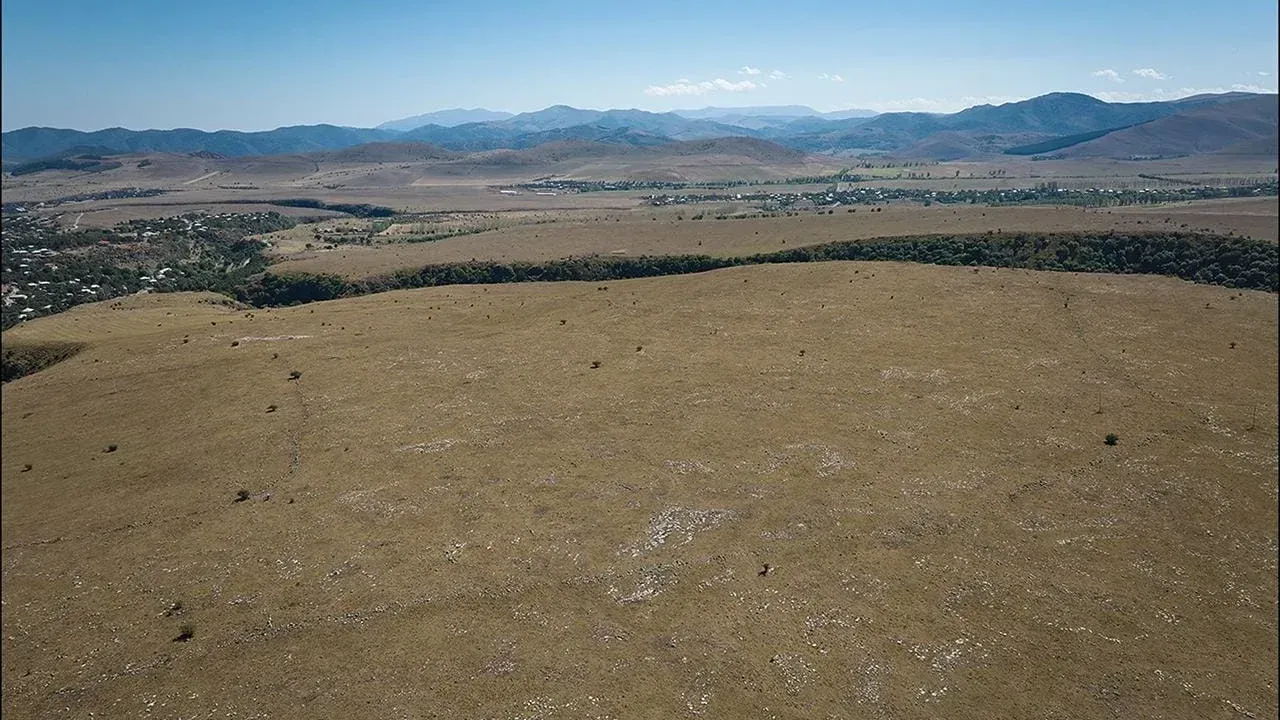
[2,0,1276,131]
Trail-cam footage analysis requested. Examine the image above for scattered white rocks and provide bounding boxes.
[611,565,678,605]
[234,335,313,343]
[664,459,715,475]
[620,507,736,558]
[769,652,816,696]
[880,366,950,384]
[396,438,458,454]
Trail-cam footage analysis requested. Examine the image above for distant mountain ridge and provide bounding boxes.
[3,92,1274,164]
[376,108,515,131]
[2,124,396,162]
[1060,95,1279,158]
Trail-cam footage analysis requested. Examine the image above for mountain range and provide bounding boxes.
[3,92,1276,165]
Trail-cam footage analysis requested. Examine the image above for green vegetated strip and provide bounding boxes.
[237,232,1279,307]
[1003,126,1131,156]
[1,341,86,383]
[265,199,396,218]
[8,156,124,176]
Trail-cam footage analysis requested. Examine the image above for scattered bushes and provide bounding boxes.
[1,341,85,382]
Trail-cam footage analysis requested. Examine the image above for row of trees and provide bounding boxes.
[234,231,1279,307]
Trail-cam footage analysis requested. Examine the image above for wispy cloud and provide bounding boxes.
[1132,68,1167,80]
[739,65,762,76]
[1092,69,1123,83]
[769,69,788,80]
[1094,84,1276,103]
[818,73,845,83]
[1259,71,1272,77]
[865,95,1018,113]
[644,77,763,96]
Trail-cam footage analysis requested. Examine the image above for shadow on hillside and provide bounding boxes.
[1,341,86,383]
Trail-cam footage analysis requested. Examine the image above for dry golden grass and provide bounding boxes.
[270,199,1279,279]
[2,263,1276,719]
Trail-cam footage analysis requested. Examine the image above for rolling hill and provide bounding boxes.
[2,263,1276,719]
[306,141,460,163]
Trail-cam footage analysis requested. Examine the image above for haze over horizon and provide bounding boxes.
[2,0,1277,133]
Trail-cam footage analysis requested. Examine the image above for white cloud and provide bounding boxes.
[713,78,760,91]
[819,73,845,83]
[1092,69,1123,83]
[865,95,1019,113]
[1231,83,1275,93]
[1132,68,1168,80]
[769,69,788,80]
[1259,71,1272,77]
[643,77,762,97]
[739,65,762,76]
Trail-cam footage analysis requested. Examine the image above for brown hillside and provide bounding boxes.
[309,141,459,163]
[652,136,807,164]
[3,264,1277,719]
[1064,95,1279,158]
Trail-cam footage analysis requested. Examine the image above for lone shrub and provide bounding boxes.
[104,444,118,453]
[173,623,195,642]
[234,489,251,503]
[1104,433,1119,446]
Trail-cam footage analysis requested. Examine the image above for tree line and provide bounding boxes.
[235,231,1279,307]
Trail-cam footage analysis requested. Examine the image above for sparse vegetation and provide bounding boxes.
[1104,433,1120,445]
[1,341,85,382]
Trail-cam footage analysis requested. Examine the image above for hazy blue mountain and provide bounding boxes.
[672,105,878,120]
[1,125,397,160]
[777,92,1271,152]
[4,93,1272,163]
[377,108,514,131]
[507,125,672,149]
[672,106,879,131]
[399,107,760,150]
[673,105,822,120]
[398,123,522,152]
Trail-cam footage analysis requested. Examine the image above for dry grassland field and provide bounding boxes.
[2,262,1277,719]
[269,198,1280,279]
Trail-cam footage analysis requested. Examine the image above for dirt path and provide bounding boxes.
[182,171,221,186]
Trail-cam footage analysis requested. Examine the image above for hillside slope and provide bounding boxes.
[2,265,1276,719]
[1063,95,1279,158]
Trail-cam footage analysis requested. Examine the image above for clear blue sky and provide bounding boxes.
[2,0,1276,131]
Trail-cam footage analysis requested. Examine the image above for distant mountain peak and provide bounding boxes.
[377,108,514,132]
